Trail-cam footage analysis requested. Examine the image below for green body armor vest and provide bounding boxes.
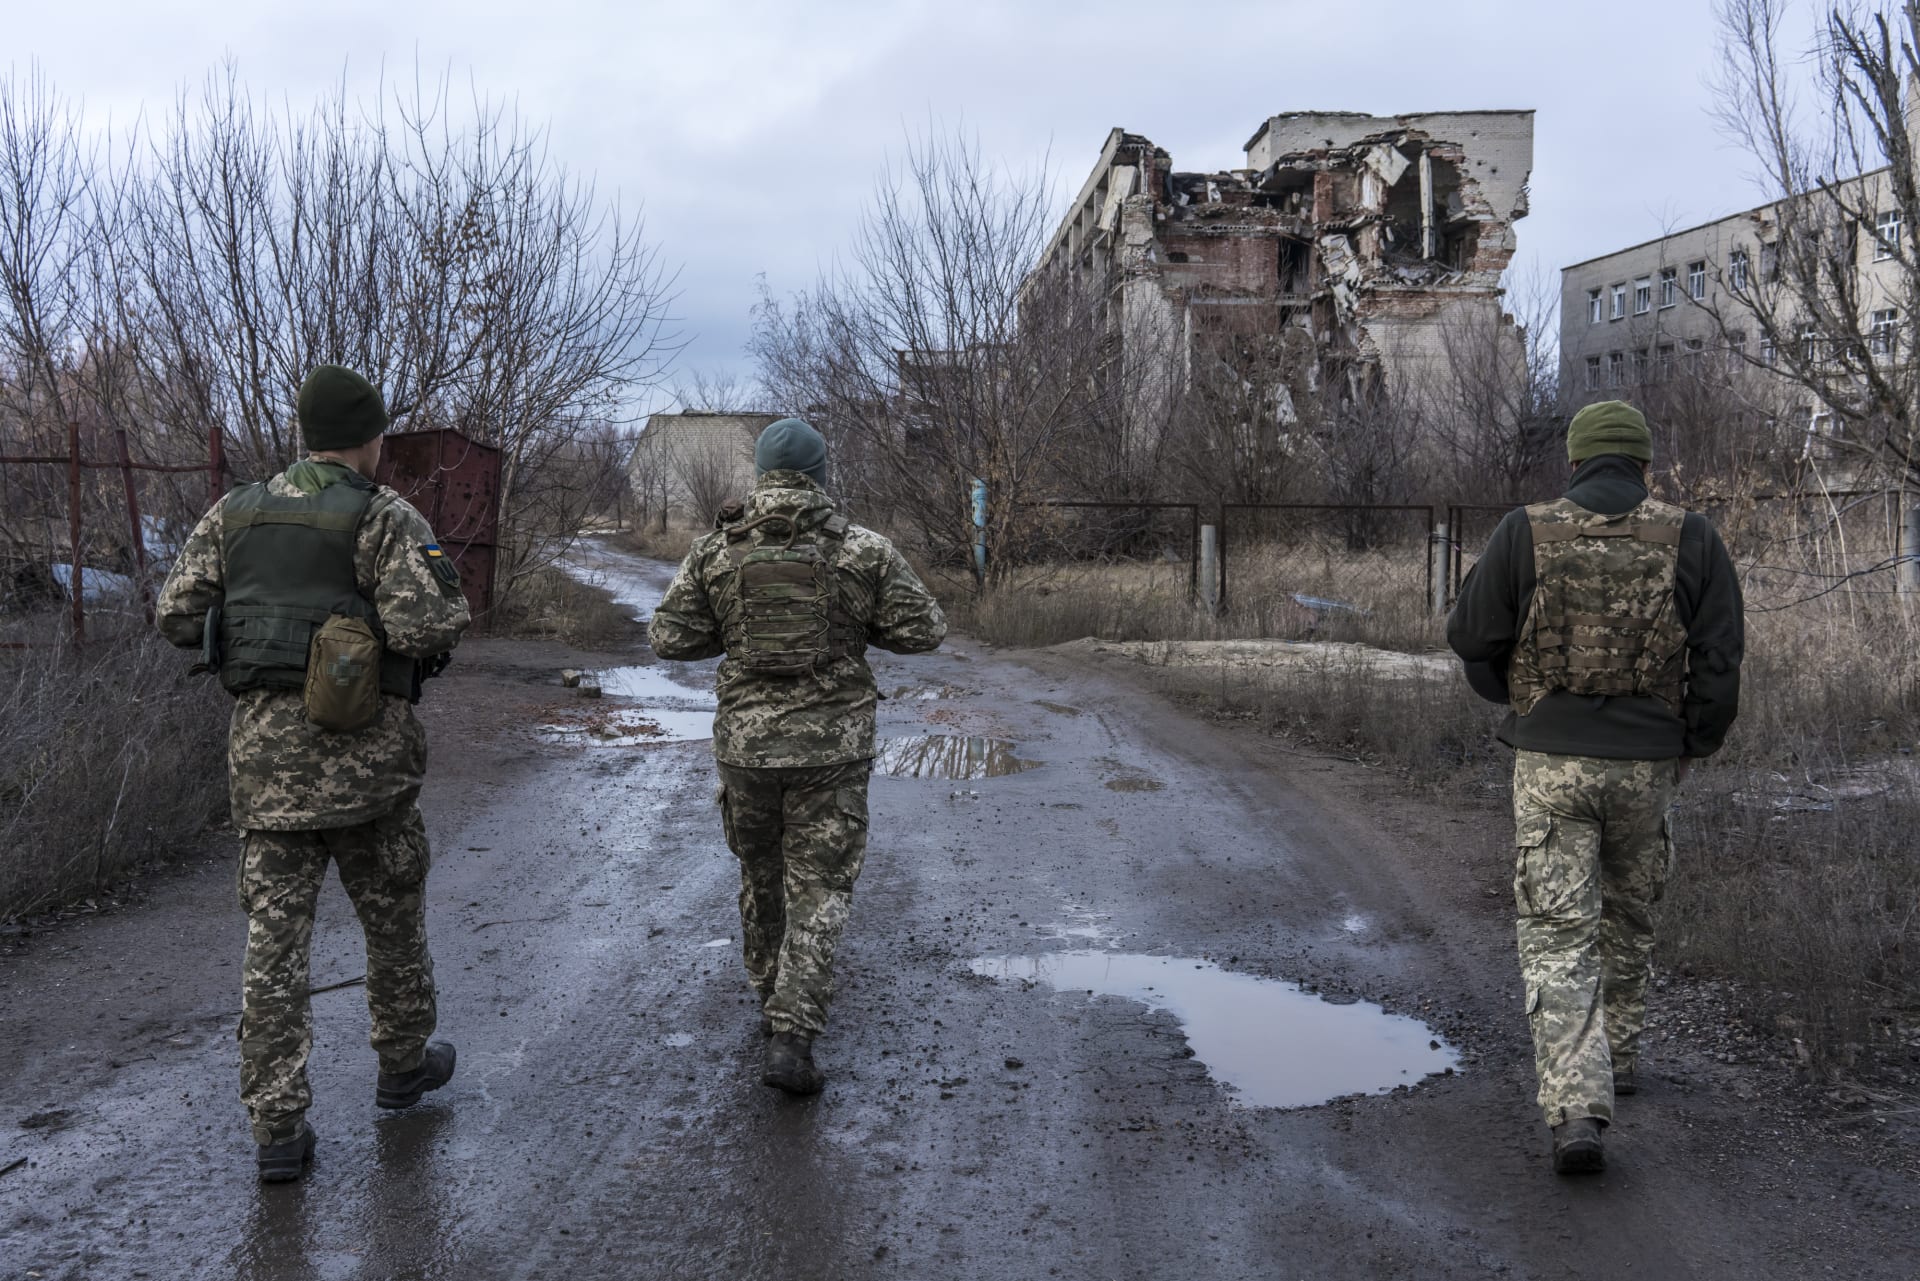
[718,508,862,677]
[1507,496,1689,717]
[218,476,417,701]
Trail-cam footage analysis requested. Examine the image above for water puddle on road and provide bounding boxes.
[970,950,1458,1109]
[875,735,1041,779]
[541,664,717,746]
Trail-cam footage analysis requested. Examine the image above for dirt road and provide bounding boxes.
[1,543,1912,1280]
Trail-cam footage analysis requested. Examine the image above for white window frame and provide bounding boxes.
[1687,261,1706,299]
[1587,288,1603,325]
[1633,277,1652,315]
[1875,209,1902,261]
[1607,351,1625,386]
[1870,307,1899,355]
[1610,284,1627,320]
[1585,355,1602,388]
[1659,268,1678,308]
[1759,334,1776,365]
[1729,249,1750,292]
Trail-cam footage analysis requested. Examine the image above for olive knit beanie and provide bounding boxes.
[297,365,390,452]
[1566,399,1652,464]
[754,418,828,486]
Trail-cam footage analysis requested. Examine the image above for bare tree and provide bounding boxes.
[669,429,749,527]
[672,366,764,413]
[1708,0,1920,488]
[750,128,1122,585]
[1427,269,1562,504]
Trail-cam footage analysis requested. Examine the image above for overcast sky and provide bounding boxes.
[18,0,1820,412]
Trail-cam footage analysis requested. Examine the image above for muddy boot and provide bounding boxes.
[1551,1117,1606,1175]
[376,1041,457,1110]
[258,1121,317,1184]
[762,1031,825,1095]
[1614,1068,1638,1097]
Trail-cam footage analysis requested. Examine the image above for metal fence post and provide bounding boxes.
[1199,525,1220,616]
[1904,503,1920,593]
[1431,520,1451,615]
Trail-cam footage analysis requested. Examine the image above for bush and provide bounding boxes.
[491,566,640,649]
[0,622,228,920]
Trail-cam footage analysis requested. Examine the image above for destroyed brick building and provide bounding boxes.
[1030,110,1535,428]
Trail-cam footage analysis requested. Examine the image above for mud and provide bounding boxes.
[0,538,1913,1279]
[872,734,1041,779]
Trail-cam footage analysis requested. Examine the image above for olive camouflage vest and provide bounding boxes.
[1507,496,1688,716]
[718,507,862,677]
[218,474,416,700]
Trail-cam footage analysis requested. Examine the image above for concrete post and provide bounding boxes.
[1432,521,1451,615]
[1199,525,1221,616]
[1904,504,1920,594]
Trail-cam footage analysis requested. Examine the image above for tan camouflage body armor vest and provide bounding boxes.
[718,508,863,677]
[1507,496,1689,716]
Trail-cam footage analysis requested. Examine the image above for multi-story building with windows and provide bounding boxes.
[1559,167,1910,444]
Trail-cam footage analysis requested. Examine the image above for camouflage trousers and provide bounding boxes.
[1513,750,1678,1127]
[238,803,437,1143]
[717,760,872,1037]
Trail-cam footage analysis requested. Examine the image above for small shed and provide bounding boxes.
[377,428,501,617]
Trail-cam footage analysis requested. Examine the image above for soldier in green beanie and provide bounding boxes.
[157,364,470,1182]
[1445,398,1745,1174]
[651,417,948,1096]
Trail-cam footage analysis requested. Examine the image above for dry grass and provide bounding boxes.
[945,547,1920,1081]
[0,619,228,920]
[623,523,701,565]
[492,566,640,649]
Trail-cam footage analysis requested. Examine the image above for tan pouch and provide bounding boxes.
[304,615,382,732]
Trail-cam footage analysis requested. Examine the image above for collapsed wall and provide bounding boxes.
[1035,109,1534,413]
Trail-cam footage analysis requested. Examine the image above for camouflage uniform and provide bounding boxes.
[1514,751,1676,1126]
[158,462,469,1143]
[649,470,947,1036]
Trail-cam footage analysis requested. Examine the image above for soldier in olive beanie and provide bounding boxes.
[297,365,390,453]
[754,418,828,486]
[1565,399,1652,464]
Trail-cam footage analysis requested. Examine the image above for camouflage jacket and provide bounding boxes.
[649,471,948,768]
[156,461,471,831]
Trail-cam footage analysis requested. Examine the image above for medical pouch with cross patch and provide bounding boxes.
[303,613,384,731]
[720,509,859,677]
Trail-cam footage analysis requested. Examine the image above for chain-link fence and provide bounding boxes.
[1216,503,1440,644]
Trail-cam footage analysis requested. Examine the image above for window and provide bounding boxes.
[1729,332,1747,359]
[1729,249,1750,292]
[1607,351,1626,386]
[1759,334,1776,365]
[1875,209,1902,260]
[1760,242,1779,282]
[1610,283,1627,320]
[1633,277,1652,314]
[1659,268,1678,308]
[1585,355,1602,388]
[1801,324,1826,365]
[1687,261,1706,299]
[1657,343,1676,379]
[1587,288,1603,324]
[1633,351,1650,383]
[1870,307,1899,355]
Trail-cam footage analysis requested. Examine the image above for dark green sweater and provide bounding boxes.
[1445,456,1745,760]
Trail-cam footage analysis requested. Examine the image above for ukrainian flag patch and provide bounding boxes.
[422,543,461,589]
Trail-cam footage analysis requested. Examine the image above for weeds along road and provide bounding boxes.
[0,542,1912,1280]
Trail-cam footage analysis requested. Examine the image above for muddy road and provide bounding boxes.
[1,543,1913,1280]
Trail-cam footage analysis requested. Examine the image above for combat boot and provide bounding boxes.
[258,1121,317,1184]
[1551,1117,1605,1175]
[376,1041,457,1110]
[1614,1068,1638,1097]
[762,1030,825,1095]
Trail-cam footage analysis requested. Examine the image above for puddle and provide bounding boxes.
[541,664,717,746]
[891,683,973,701]
[540,707,714,746]
[875,735,1041,779]
[1034,700,1083,717]
[1035,905,1121,947]
[701,938,731,949]
[1340,913,1371,936]
[663,1032,696,1048]
[969,950,1458,1109]
[597,665,718,705]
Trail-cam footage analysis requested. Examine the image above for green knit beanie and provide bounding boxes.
[1566,399,1652,464]
[754,417,827,485]
[297,365,390,452]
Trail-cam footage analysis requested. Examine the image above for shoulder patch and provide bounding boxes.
[423,543,461,589]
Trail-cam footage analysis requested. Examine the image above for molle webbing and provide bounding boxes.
[217,478,416,700]
[1507,497,1688,716]
[721,509,859,676]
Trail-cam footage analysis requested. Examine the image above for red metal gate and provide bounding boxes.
[376,429,501,617]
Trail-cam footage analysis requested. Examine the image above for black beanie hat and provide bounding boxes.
[754,418,828,486]
[297,365,390,452]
